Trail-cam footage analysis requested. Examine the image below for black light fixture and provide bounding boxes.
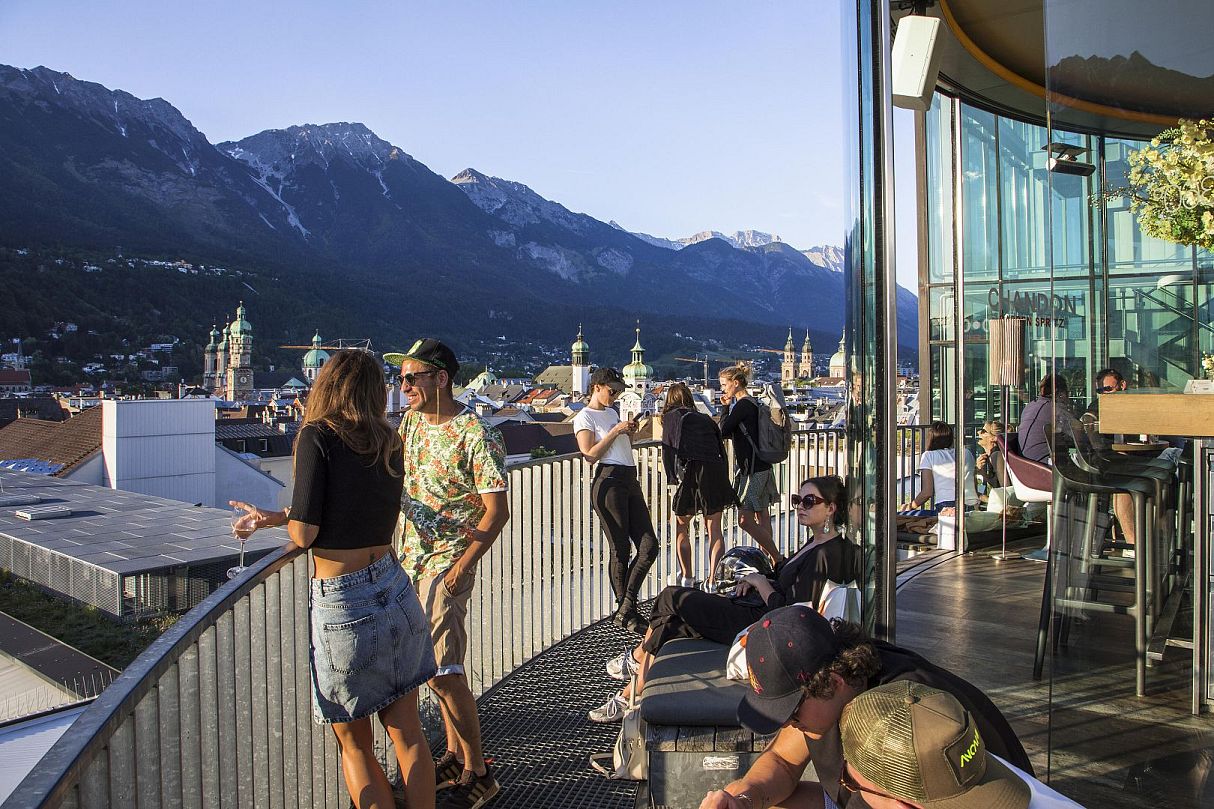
[1044,142,1096,177]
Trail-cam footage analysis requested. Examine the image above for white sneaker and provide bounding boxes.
[606,650,641,681]
[588,693,628,723]
[678,577,698,588]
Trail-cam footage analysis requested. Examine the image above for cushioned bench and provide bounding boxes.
[639,638,777,809]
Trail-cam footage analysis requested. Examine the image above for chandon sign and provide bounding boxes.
[987,287,1081,328]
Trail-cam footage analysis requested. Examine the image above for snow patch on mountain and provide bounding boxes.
[521,242,587,280]
[802,244,845,273]
[595,248,633,275]
[452,168,593,235]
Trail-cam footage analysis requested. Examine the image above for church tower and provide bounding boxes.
[571,324,590,396]
[622,326,653,393]
[800,330,814,378]
[781,327,797,383]
[302,331,330,384]
[214,325,229,398]
[203,325,219,391]
[829,331,846,379]
[225,302,254,401]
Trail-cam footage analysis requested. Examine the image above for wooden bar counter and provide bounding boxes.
[1099,389,1214,713]
[1099,390,1214,438]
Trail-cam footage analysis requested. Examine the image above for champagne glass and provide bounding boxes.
[227,507,253,579]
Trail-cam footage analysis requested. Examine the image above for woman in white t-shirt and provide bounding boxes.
[573,367,660,633]
[901,421,979,515]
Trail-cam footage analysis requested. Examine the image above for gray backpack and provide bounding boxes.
[738,383,793,465]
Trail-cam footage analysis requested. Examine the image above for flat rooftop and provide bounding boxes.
[0,469,283,576]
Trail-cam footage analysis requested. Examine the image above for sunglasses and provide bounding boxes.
[839,763,903,802]
[790,493,827,509]
[400,370,439,386]
[1097,385,1118,393]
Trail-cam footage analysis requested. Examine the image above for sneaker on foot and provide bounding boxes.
[435,750,464,791]
[449,766,500,809]
[605,650,641,681]
[611,606,646,634]
[588,693,628,723]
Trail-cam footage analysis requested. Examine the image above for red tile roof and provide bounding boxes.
[0,406,103,475]
[0,369,32,384]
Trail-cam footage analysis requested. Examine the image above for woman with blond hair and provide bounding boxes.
[661,381,737,586]
[717,363,782,565]
[232,350,436,809]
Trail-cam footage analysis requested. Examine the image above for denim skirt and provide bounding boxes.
[309,551,437,724]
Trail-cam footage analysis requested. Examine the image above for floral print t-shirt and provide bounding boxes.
[395,409,508,582]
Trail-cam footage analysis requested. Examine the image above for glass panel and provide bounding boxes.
[959,105,999,281]
[928,343,956,424]
[928,286,954,342]
[925,93,954,284]
[1106,276,1201,389]
[999,117,1052,279]
[1043,5,1214,803]
[1001,278,1092,402]
[1103,138,1194,277]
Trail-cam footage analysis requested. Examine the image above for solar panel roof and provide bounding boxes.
[0,470,288,575]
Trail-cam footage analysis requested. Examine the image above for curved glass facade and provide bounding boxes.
[921,94,1214,441]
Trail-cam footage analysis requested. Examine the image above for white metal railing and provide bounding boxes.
[462,425,927,696]
[7,425,929,808]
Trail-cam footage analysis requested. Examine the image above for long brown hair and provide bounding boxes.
[662,382,695,414]
[299,350,400,475]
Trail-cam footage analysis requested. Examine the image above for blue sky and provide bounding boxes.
[1,0,918,288]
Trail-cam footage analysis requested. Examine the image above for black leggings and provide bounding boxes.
[590,464,660,606]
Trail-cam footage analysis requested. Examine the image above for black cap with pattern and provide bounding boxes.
[840,681,1030,809]
[384,338,459,378]
[736,605,841,734]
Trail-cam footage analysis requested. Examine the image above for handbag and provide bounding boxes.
[589,675,647,780]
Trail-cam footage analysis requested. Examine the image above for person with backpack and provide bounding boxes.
[718,364,784,566]
[661,382,738,587]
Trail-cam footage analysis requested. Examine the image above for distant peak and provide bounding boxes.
[221,122,411,171]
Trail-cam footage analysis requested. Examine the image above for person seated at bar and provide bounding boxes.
[975,420,1008,495]
[1083,367,1127,423]
[697,605,1031,809]
[837,681,1080,808]
[1016,374,1077,465]
[900,421,978,516]
[588,477,860,724]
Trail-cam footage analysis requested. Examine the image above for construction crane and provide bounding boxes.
[674,355,751,388]
[674,356,711,387]
[278,338,374,351]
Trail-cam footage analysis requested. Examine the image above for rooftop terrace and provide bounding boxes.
[1,429,1211,807]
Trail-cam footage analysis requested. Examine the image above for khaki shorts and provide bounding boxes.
[417,567,477,677]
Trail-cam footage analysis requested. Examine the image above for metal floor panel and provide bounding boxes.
[437,608,649,809]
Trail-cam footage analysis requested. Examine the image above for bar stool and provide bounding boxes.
[1064,423,1176,619]
[997,434,1052,561]
[1035,450,1156,696]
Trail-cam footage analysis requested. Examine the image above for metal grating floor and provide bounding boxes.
[435,608,649,809]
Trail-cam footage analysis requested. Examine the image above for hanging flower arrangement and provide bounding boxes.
[1106,118,1214,250]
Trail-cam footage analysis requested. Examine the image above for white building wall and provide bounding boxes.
[255,455,295,509]
[214,447,284,512]
[62,453,104,486]
[101,399,217,506]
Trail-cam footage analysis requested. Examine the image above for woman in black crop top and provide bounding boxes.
[232,350,438,809]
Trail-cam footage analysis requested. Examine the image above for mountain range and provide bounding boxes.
[0,64,917,376]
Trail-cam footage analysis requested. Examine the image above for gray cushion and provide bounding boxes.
[639,638,748,727]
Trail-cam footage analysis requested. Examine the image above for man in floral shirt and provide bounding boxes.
[385,339,509,809]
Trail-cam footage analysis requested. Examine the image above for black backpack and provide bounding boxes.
[737,383,793,465]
